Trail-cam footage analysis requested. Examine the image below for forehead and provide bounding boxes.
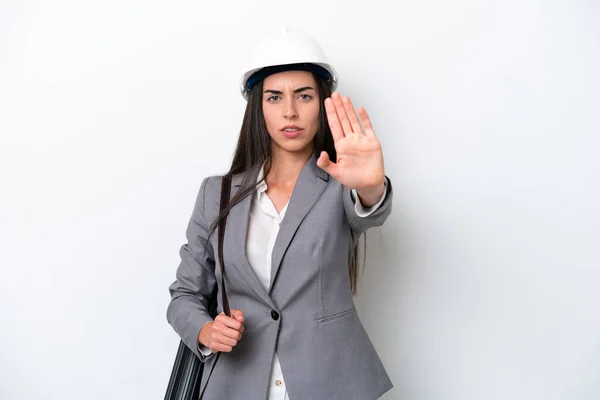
[262,70,317,89]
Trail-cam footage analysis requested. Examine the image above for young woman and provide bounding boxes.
[167,28,394,400]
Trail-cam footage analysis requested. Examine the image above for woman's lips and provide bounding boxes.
[281,127,303,138]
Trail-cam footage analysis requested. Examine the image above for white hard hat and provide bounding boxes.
[240,27,338,100]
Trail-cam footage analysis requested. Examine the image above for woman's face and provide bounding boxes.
[262,70,320,156]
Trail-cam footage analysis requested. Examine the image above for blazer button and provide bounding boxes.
[271,310,280,321]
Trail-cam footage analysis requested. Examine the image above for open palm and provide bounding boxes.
[317,92,385,191]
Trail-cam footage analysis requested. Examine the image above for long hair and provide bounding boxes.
[208,73,365,294]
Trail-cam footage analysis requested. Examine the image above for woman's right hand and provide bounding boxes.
[198,309,245,353]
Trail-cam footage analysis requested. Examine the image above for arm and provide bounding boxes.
[316,92,393,234]
[166,177,217,361]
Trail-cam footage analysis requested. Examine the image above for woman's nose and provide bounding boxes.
[284,99,298,119]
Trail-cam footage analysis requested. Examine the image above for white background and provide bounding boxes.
[1,1,599,399]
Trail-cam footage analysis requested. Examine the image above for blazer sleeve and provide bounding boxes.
[343,176,393,235]
[167,177,218,361]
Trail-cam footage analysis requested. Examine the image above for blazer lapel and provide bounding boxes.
[269,153,329,291]
[227,172,276,309]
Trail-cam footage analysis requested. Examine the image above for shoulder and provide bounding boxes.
[196,171,249,207]
[186,175,225,226]
[200,175,224,194]
[196,175,229,209]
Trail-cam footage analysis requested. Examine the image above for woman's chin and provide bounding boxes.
[271,139,315,155]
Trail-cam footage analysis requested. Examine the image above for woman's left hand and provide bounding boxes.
[317,92,386,207]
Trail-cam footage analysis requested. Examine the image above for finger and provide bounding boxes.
[211,343,233,353]
[230,310,245,333]
[342,96,363,134]
[231,309,244,323]
[358,107,377,139]
[213,324,243,340]
[332,92,353,135]
[216,314,244,332]
[218,327,242,343]
[210,324,241,349]
[212,330,240,347]
[324,97,344,142]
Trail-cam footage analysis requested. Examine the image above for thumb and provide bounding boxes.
[316,151,338,177]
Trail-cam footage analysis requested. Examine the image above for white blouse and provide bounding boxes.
[202,165,388,400]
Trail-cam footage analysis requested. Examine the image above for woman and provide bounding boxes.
[167,27,394,400]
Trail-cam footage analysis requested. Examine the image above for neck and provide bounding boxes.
[267,144,313,187]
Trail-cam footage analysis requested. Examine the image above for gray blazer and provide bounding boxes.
[167,153,394,400]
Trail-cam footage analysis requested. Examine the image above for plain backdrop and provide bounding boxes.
[1,1,599,399]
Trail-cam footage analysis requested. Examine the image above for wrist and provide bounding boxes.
[356,180,386,207]
[198,321,213,348]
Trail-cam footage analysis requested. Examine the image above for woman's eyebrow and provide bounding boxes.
[263,86,315,94]
[293,86,314,93]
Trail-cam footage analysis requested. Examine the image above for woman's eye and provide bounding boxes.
[267,95,281,102]
[298,94,312,100]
